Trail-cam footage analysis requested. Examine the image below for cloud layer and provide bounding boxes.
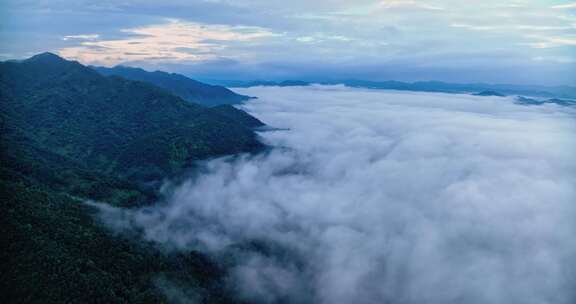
[95,86,576,303]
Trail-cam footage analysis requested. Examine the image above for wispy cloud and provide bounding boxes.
[552,3,576,9]
[450,23,498,31]
[451,23,575,32]
[532,55,575,63]
[62,34,100,41]
[377,0,445,11]
[527,36,576,48]
[58,19,277,66]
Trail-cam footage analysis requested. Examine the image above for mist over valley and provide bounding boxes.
[95,85,576,303]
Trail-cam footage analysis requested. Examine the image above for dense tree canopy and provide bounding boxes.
[0,53,264,303]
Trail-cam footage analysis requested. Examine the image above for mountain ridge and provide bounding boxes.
[1,53,264,181]
[93,65,253,107]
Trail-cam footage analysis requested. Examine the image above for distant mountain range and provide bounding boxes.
[514,96,576,107]
[93,65,253,107]
[216,79,576,100]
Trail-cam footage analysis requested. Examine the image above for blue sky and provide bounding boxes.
[1,0,575,85]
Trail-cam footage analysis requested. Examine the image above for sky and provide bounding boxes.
[93,86,576,303]
[1,0,575,85]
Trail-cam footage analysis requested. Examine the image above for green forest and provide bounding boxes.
[0,52,264,303]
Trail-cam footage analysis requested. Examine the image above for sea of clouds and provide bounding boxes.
[95,85,576,304]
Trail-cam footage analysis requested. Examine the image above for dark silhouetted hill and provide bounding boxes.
[515,96,576,106]
[473,90,506,97]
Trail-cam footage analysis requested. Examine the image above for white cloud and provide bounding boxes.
[61,34,100,41]
[93,86,576,303]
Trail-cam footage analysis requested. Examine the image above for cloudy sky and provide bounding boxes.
[1,0,575,84]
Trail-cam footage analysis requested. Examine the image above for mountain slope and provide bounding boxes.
[93,65,252,107]
[208,105,265,128]
[0,52,263,180]
[0,52,263,303]
[0,175,236,304]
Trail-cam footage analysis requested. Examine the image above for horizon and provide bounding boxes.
[1,1,575,86]
[8,51,576,90]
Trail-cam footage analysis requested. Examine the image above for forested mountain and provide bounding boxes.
[1,52,263,180]
[208,105,265,128]
[93,65,252,107]
[0,52,263,303]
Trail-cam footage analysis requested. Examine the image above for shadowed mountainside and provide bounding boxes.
[93,65,253,107]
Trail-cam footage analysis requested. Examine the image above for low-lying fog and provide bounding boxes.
[97,85,576,304]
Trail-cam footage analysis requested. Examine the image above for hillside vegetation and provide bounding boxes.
[0,52,263,180]
[0,52,263,303]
